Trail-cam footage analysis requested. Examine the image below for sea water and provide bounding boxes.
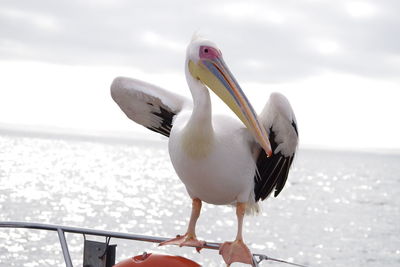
[0,134,399,266]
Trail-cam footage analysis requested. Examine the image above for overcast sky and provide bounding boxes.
[0,0,399,150]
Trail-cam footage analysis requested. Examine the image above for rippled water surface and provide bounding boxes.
[0,134,399,266]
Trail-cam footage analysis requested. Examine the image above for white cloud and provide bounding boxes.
[311,39,340,55]
[141,31,186,53]
[345,2,377,18]
[216,2,287,24]
[0,38,35,58]
[243,59,265,70]
[0,7,59,31]
[0,0,398,81]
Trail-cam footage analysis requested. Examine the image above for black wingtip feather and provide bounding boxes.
[274,156,294,197]
[148,105,175,137]
[254,127,296,201]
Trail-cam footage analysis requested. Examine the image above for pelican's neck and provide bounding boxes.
[185,64,213,131]
[181,63,214,159]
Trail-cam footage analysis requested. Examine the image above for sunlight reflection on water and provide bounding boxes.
[0,135,399,266]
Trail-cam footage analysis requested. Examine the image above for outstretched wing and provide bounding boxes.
[111,77,191,137]
[254,92,299,201]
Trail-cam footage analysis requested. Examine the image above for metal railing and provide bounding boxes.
[0,221,307,267]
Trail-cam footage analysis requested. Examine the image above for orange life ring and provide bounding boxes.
[114,253,201,267]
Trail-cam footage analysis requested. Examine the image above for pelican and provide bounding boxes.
[111,35,298,265]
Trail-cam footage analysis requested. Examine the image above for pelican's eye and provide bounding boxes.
[199,46,220,59]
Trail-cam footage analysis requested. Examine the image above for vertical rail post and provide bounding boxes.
[252,254,260,267]
[57,228,73,267]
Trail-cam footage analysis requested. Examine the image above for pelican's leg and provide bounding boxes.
[219,202,253,266]
[159,198,205,251]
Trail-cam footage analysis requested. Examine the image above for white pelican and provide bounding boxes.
[111,35,298,265]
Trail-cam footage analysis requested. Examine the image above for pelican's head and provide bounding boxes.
[186,36,272,156]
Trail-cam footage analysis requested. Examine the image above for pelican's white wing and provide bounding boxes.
[111,77,191,137]
[254,92,299,200]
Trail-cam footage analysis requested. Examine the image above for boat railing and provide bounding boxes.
[0,221,307,267]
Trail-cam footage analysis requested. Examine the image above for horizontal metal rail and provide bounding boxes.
[0,221,308,267]
[0,221,221,249]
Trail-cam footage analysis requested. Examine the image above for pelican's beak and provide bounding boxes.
[189,56,272,156]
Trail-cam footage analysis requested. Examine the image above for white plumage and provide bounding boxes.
[169,111,258,206]
[260,92,298,157]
